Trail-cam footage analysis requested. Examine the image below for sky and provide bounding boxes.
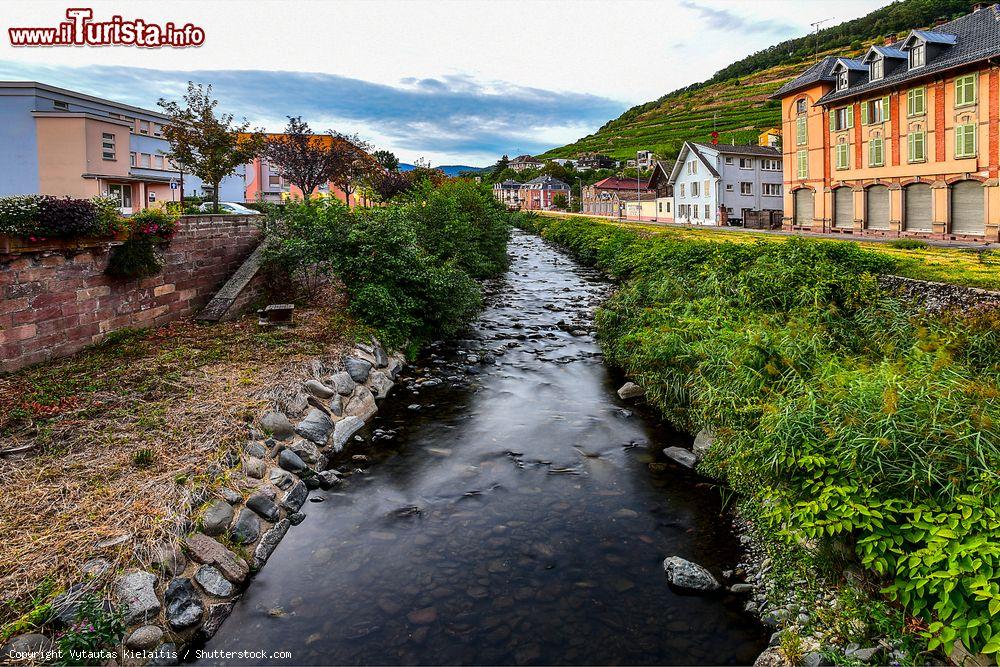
[0,0,893,166]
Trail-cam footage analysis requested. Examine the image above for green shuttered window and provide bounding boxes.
[955,123,977,158]
[868,137,884,167]
[907,87,925,116]
[908,131,926,163]
[796,116,807,145]
[797,149,808,178]
[955,75,977,107]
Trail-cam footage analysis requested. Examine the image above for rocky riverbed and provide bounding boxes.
[192,231,768,665]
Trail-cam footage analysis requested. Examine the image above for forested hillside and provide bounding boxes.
[539,0,978,161]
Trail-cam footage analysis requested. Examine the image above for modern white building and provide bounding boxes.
[669,142,783,226]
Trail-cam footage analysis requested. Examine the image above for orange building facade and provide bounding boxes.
[775,6,1000,242]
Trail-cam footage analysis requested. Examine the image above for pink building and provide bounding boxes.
[518,175,570,210]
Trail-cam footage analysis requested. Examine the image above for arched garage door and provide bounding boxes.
[866,185,890,230]
[903,184,932,232]
[950,181,985,236]
[794,189,814,227]
[834,187,854,228]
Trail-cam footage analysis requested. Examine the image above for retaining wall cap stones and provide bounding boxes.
[183,534,249,584]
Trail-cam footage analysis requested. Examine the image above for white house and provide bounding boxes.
[669,142,783,226]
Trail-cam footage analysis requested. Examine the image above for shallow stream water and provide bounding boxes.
[195,231,766,665]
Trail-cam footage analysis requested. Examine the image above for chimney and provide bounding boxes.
[934,16,948,26]
[972,2,984,10]
[884,34,895,45]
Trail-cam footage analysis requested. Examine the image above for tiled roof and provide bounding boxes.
[771,56,839,98]
[818,6,1000,105]
[511,154,541,163]
[592,177,648,190]
[495,179,522,188]
[691,142,781,157]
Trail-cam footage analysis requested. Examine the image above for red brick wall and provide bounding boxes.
[0,215,261,373]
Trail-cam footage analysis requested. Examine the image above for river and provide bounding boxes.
[194,230,766,665]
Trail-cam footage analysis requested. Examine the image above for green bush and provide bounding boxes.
[0,195,125,241]
[887,238,929,250]
[519,214,1000,655]
[105,209,180,279]
[262,181,513,348]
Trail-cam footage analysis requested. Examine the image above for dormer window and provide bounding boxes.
[910,43,925,68]
[870,57,884,81]
[837,70,849,90]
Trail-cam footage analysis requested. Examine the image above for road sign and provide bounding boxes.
[170,180,178,190]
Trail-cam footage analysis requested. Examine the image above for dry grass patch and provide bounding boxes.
[0,291,360,632]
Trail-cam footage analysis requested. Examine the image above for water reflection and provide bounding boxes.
[195,231,765,665]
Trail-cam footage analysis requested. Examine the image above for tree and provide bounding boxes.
[329,132,376,207]
[370,170,413,202]
[371,149,400,172]
[264,116,342,202]
[552,193,568,211]
[158,82,263,213]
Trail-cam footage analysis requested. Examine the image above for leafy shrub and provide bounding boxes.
[262,182,513,347]
[522,214,1000,656]
[54,595,124,666]
[0,195,128,240]
[105,208,180,279]
[0,195,43,237]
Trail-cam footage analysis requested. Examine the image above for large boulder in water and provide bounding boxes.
[662,556,720,593]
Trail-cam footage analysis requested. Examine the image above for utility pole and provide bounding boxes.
[635,150,642,221]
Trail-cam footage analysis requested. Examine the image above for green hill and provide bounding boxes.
[539,0,978,161]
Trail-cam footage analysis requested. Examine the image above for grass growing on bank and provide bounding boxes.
[539,212,1000,291]
[261,180,514,352]
[519,214,1000,657]
[0,298,357,634]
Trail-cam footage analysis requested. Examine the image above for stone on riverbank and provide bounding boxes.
[345,357,372,383]
[328,372,356,396]
[260,411,294,440]
[345,386,377,421]
[303,379,335,399]
[280,480,308,513]
[662,556,721,593]
[116,570,160,624]
[368,370,394,399]
[201,500,234,536]
[663,446,697,469]
[246,493,281,522]
[253,519,291,569]
[165,578,204,630]
[331,416,365,452]
[194,565,235,598]
[617,382,644,399]
[1,634,54,662]
[693,429,715,460]
[230,509,261,545]
[294,408,334,445]
[125,625,164,650]
[287,438,321,466]
[183,534,249,584]
[278,449,307,474]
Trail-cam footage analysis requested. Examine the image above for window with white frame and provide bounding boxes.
[763,183,782,196]
[837,70,849,91]
[691,181,700,197]
[725,157,733,165]
[796,99,807,114]
[832,106,853,131]
[726,184,734,191]
[870,57,884,81]
[140,153,151,168]
[739,158,753,169]
[761,159,781,171]
[740,182,752,195]
[704,204,711,219]
[101,132,116,161]
[909,43,925,69]
[139,120,150,135]
[679,184,686,197]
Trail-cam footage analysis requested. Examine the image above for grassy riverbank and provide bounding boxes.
[538,212,1000,291]
[518,213,1000,661]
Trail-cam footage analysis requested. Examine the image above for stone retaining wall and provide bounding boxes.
[0,215,261,373]
[878,274,1000,312]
